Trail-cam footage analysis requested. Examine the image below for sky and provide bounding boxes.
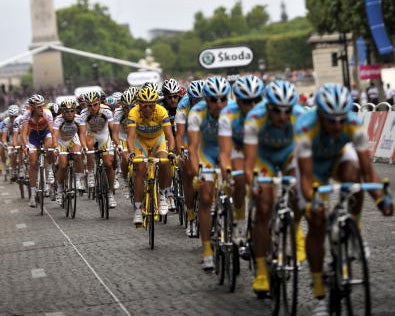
[0,0,306,62]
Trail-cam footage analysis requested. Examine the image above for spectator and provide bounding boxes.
[367,81,379,104]
[350,83,360,104]
[385,83,394,105]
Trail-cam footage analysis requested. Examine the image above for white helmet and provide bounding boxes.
[8,105,19,117]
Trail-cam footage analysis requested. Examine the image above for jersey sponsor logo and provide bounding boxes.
[136,125,161,134]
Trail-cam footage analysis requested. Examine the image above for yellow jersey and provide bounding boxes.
[127,104,171,139]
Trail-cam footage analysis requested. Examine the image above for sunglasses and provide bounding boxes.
[87,102,100,107]
[269,106,292,115]
[140,102,155,108]
[323,114,347,124]
[240,96,262,105]
[209,96,227,103]
[166,95,179,100]
[64,110,75,114]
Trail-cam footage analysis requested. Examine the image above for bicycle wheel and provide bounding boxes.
[101,170,109,219]
[39,165,45,215]
[64,171,70,218]
[271,211,298,316]
[68,167,77,219]
[18,177,25,199]
[95,170,104,218]
[148,181,155,249]
[330,218,371,316]
[223,197,239,292]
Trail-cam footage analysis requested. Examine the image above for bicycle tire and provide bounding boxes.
[18,178,25,199]
[148,180,155,249]
[330,218,371,316]
[39,165,45,215]
[223,197,238,292]
[101,170,109,220]
[95,169,104,218]
[272,212,298,316]
[69,167,77,219]
[64,169,70,218]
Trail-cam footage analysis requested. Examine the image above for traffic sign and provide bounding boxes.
[198,46,253,69]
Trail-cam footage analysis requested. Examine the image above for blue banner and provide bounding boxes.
[365,0,394,55]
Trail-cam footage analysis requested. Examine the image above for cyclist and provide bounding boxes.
[113,87,137,197]
[126,87,175,225]
[12,105,25,179]
[1,104,20,181]
[219,75,264,242]
[76,94,87,115]
[21,94,55,207]
[175,79,204,236]
[52,99,84,205]
[159,78,181,134]
[79,90,119,208]
[188,76,232,270]
[244,80,305,296]
[47,102,61,119]
[294,83,393,315]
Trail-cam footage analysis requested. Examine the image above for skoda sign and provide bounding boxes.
[198,46,253,69]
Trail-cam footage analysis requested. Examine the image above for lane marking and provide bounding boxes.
[31,268,46,278]
[1,192,9,196]
[23,241,35,247]
[45,313,65,316]
[10,209,19,214]
[16,223,27,229]
[44,208,132,316]
[0,186,5,189]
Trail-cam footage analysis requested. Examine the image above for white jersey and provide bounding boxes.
[54,114,81,142]
[13,115,23,133]
[79,105,113,137]
[113,108,128,140]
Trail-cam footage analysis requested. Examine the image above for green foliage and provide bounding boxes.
[57,0,140,86]
[246,5,270,30]
[306,0,395,59]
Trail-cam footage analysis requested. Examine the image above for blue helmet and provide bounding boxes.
[266,80,298,107]
[203,77,231,98]
[233,75,264,100]
[187,80,204,99]
[315,83,352,115]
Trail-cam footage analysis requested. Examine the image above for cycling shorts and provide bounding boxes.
[134,134,167,157]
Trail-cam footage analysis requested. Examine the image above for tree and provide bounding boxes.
[246,5,270,30]
[306,0,395,59]
[229,1,248,36]
[56,0,143,86]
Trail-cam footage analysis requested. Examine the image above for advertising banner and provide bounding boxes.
[359,64,381,80]
[199,46,253,69]
[375,112,395,159]
[366,111,388,156]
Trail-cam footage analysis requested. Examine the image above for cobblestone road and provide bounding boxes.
[0,164,394,316]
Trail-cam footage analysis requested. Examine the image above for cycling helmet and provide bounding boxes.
[47,102,60,115]
[233,75,264,100]
[265,80,298,107]
[121,88,136,106]
[203,77,231,98]
[28,94,45,106]
[8,105,19,117]
[187,80,204,99]
[112,91,123,100]
[99,90,106,102]
[142,82,160,93]
[315,83,352,115]
[60,99,77,110]
[105,96,117,107]
[85,91,101,104]
[137,87,159,103]
[162,78,181,95]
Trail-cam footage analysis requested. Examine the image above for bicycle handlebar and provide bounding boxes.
[315,182,384,195]
[132,157,170,164]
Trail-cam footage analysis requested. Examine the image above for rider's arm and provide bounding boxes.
[357,149,382,200]
[126,125,136,155]
[163,125,175,153]
[219,135,232,179]
[187,130,200,176]
[21,124,28,147]
[52,128,60,149]
[175,123,185,154]
[244,144,257,185]
[79,125,88,149]
[108,121,119,147]
[1,130,6,144]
